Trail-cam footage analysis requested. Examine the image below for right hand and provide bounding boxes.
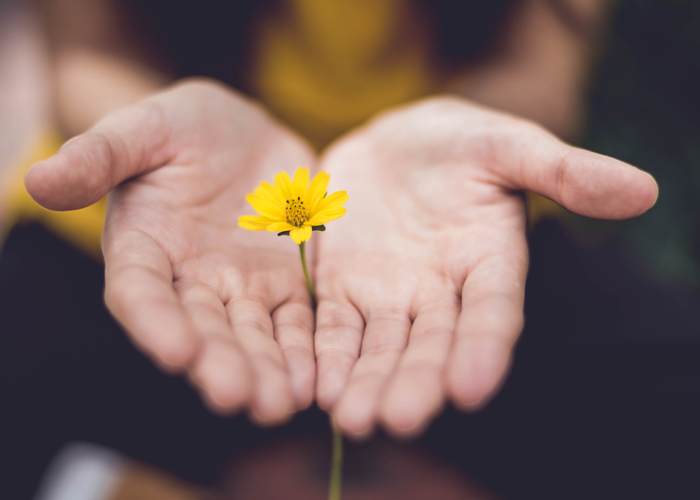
[26,80,318,425]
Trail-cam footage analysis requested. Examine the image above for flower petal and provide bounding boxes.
[266,221,295,232]
[239,215,275,231]
[255,183,285,207]
[239,221,266,231]
[274,171,295,200]
[306,207,346,226]
[305,171,330,209]
[312,190,349,215]
[289,225,312,244]
[293,167,310,197]
[246,194,285,219]
[239,214,276,224]
[289,227,303,244]
[261,181,286,204]
[300,225,312,241]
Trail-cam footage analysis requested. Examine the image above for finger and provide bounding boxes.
[271,298,316,410]
[314,299,365,411]
[493,123,658,219]
[379,300,459,437]
[333,311,412,438]
[175,281,253,414]
[226,297,295,426]
[446,242,528,411]
[25,99,173,211]
[103,229,199,370]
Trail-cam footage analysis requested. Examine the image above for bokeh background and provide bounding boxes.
[1,0,699,498]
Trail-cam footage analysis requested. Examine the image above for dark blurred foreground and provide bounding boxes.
[3,219,699,499]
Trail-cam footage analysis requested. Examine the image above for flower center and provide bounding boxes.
[285,197,308,227]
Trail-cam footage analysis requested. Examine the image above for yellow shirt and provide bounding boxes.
[2,131,106,260]
[249,0,435,150]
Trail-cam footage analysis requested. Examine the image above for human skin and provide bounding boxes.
[26,84,658,434]
[26,0,636,433]
[313,97,658,437]
[26,80,319,425]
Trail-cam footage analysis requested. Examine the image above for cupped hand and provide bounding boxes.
[26,80,317,424]
[313,97,658,438]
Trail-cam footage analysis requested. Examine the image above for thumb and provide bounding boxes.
[495,124,659,220]
[25,101,171,211]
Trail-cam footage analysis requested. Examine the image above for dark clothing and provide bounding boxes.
[2,221,699,499]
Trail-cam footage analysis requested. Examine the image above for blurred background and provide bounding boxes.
[1,0,699,498]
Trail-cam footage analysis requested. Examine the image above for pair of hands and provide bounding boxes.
[26,80,657,437]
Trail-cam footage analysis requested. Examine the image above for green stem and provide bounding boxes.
[299,241,317,309]
[298,243,341,499]
[329,415,343,500]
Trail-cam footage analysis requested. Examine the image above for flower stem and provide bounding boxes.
[329,415,343,500]
[298,243,341,499]
[299,242,317,309]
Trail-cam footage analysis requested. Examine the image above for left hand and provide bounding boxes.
[313,96,658,438]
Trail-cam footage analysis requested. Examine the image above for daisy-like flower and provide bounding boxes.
[238,167,348,244]
[238,166,347,500]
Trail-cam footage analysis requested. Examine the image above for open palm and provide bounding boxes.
[314,97,658,437]
[26,81,317,424]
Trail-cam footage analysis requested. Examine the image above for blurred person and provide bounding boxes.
[0,0,51,240]
[23,0,655,427]
[2,0,699,498]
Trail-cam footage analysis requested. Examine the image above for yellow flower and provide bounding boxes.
[238,167,348,244]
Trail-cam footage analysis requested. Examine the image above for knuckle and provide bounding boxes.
[282,343,315,361]
[275,313,313,335]
[71,133,114,195]
[362,342,404,356]
[103,279,127,313]
[317,305,363,332]
[316,346,356,362]
[252,349,287,371]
